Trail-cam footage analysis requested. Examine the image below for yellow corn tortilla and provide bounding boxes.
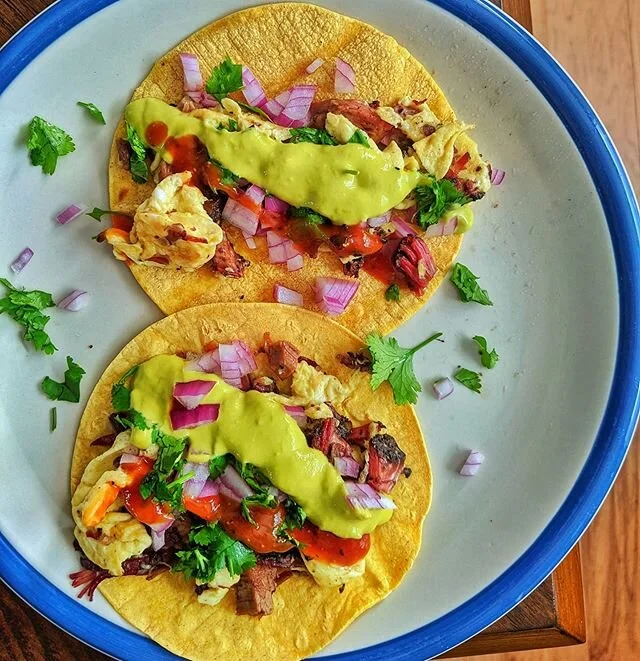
[107,2,476,336]
[71,302,431,661]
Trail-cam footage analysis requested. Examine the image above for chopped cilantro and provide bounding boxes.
[367,331,443,405]
[174,522,256,581]
[276,498,307,542]
[220,118,239,132]
[206,57,243,101]
[414,177,471,228]
[26,116,75,175]
[210,161,239,187]
[86,207,113,222]
[209,455,229,480]
[111,409,149,431]
[240,492,278,526]
[450,263,493,305]
[50,407,57,433]
[385,284,400,302]
[77,101,106,124]
[454,367,482,393]
[348,129,370,147]
[111,365,138,412]
[472,336,499,369]
[125,121,149,183]
[41,356,85,403]
[289,206,326,225]
[0,278,57,354]
[236,101,269,119]
[289,127,338,145]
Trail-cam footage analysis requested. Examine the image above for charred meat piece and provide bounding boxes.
[306,418,352,458]
[166,223,188,244]
[340,254,364,278]
[153,160,173,183]
[326,403,353,440]
[211,238,249,278]
[259,551,306,572]
[347,421,383,448]
[203,195,225,223]
[447,176,486,202]
[235,564,279,616]
[309,99,396,145]
[251,375,279,394]
[90,433,117,447]
[393,235,437,296]
[367,433,406,493]
[264,334,300,380]
[116,138,132,167]
[338,350,373,372]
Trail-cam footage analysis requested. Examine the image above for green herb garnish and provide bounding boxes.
[472,336,499,369]
[414,178,471,228]
[385,284,400,302]
[348,129,370,147]
[240,492,278,526]
[289,206,326,225]
[367,331,443,405]
[236,101,270,119]
[111,409,149,431]
[220,118,239,132]
[206,57,243,101]
[454,367,482,393]
[41,356,85,403]
[450,263,493,305]
[125,121,149,183]
[111,365,138,412]
[209,454,229,480]
[0,278,57,354]
[26,116,75,175]
[77,101,106,124]
[86,207,113,222]
[289,127,338,145]
[50,407,57,432]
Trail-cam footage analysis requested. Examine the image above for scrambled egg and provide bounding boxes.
[291,361,350,407]
[412,122,472,180]
[109,172,223,270]
[325,112,377,149]
[302,557,365,587]
[376,98,441,142]
[196,568,240,606]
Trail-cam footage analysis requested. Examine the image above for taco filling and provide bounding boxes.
[102,53,491,314]
[71,333,410,615]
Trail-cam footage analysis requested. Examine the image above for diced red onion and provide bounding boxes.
[263,89,291,121]
[181,461,210,499]
[218,464,253,501]
[432,377,454,400]
[188,349,221,374]
[243,232,257,250]
[267,485,287,502]
[170,403,220,430]
[198,479,220,498]
[219,343,245,388]
[274,284,304,307]
[315,277,359,316]
[392,215,417,237]
[333,456,360,478]
[460,450,485,477]
[264,195,289,214]
[267,231,294,265]
[10,247,34,273]
[284,404,306,425]
[232,340,257,374]
[287,254,304,272]
[57,290,90,312]
[425,216,459,237]
[179,53,203,93]
[490,168,506,185]
[242,66,267,108]
[306,58,325,74]
[222,198,260,236]
[244,185,266,206]
[277,85,317,128]
[345,482,395,509]
[150,528,166,551]
[367,212,390,228]
[119,453,140,465]
[187,90,218,108]
[173,380,215,410]
[56,204,87,225]
[149,518,175,534]
[335,58,356,93]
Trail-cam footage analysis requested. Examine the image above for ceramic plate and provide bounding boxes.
[0,1,638,659]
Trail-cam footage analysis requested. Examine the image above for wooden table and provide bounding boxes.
[0,0,587,659]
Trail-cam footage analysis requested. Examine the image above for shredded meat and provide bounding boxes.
[393,235,437,295]
[203,195,224,223]
[340,254,364,278]
[116,138,131,167]
[447,175,486,201]
[338,350,372,372]
[264,333,300,379]
[90,433,117,447]
[259,551,306,572]
[309,99,396,145]
[367,433,406,493]
[211,238,249,278]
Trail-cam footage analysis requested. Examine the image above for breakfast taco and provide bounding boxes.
[100,3,493,336]
[69,303,430,660]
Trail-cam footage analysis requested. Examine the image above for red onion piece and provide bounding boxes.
[286,255,304,272]
[432,377,454,400]
[278,85,317,128]
[119,453,140,465]
[243,232,257,250]
[244,184,266,206]
[149,518,175,534]
[392,215,417,237]
[198,479,220,498]
[150,528,166,551]
[306,58,325,74]
[57,290,90,312]
[460,450,485,477]
[173,380,215,410]
[187,90,218,108]
[367,212,390,228]
[232,340,258,374]
[170,403,220,430]
[179,53,203,92]
[345,481,395,509]
[222,198,260,236]
[283,404,306,425]
[181,461,210,499]
[490,168,506,185]
[263,89,291,121]
[274,284,304,307]
[335,58,356,93]
[188,349,221,374]
[218,464,253,501]
[333,456,360,478]
[264,195,289,214]
[219,343,245,389]
[315,277,360,316]
[56,204,87,225]
[242,66,267,108]
[425,216,459,237]
[10,247,34,274]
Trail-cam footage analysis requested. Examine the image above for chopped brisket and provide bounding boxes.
[326,403,352,440]
[203,195,224,223]
[258,551,305,572]
[309,99,396,145]
[298,355,320,370]
[393,235,437,296]
[235,564,279,616]
[90,433,117,447]
[211,238,249,278]
[337,350,373,372]
[367,433,406,493]
[264,334,300,380]
[250,375,279,394]
[340,254,364,278]
[447,176,486,201]
[306,417,352,458]
[347,421,383,448]
[166,223,188,244]
[153,160,172,183]
[116,138,131,167]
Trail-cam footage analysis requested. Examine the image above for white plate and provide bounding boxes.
[0,1,639,659]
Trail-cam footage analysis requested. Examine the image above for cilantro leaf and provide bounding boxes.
[220,118,239,132]
[289,128,338,145]
[210,161,239,187]
[0,278,57,354]
[276,498,307,543]
[348,129,370,147]
[385,284,400,302]
[125,121,149,183]
[205,57,243,101]
[367,332,443,405]
[111,409,149,431]
[289,206,326,225]
[454,367,482,393]
[77,101,106,124]
[414,177,471,228]
[472,336,499,369]
[236,101,269,119]
[86,207,113,222]
[41,356,85,403]
[209,455,229,480]
[27,116,75,175]
[240,492,278,526]
[450,263,493,305]
[111,365,138,412]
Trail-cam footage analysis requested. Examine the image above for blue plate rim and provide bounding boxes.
[1,0,639,659]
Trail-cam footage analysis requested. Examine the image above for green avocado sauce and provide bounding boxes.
[129,355,393,538]
[125,98,420,226]
[443,204,474,234]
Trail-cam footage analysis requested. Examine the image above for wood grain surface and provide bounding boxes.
[0,0,638,660]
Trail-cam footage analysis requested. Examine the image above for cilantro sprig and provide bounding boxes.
[111,365,138,412]
[289,128,338,145]
[240,492,277,526]
[450,263,493,305]
[472,336,499,369]
[367,331,443,405]
[348,129,370,147]
[86,207,114,222]
[414,177,471,228]
[27,116,75,175]
[454,367,482,393]
[41,356,85,403]
[289,206,326,225]
[206,57,243,101]
[77,101,106,124]
[385,284,400,302]
[0,278,57,354]
[125,121,149,183]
